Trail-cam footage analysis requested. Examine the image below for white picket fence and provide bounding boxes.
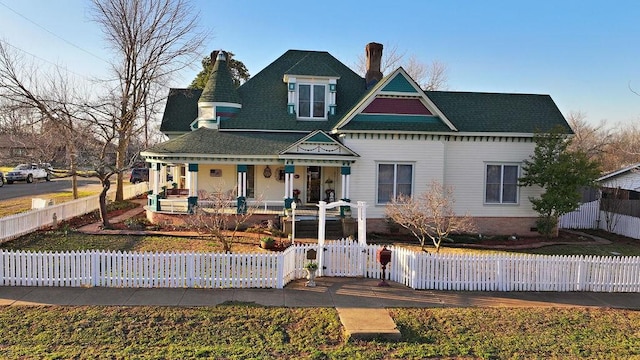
[0,182,149,243]
[559,200,640,240]
[1,239,639,292]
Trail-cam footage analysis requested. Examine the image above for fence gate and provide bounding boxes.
[316,200,367,276]
[322,239,367,277]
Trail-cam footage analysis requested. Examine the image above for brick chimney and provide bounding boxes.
[365,42,383,88]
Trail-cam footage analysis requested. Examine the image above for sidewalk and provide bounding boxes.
[1,277,639,309]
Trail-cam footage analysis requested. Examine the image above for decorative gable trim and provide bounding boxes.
[332,67,457,132]
[280,130,359,158]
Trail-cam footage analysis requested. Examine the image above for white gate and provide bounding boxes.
[316,200,367,276]
[322,239,367,277]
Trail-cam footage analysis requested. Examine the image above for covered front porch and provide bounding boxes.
[144,161,355,218]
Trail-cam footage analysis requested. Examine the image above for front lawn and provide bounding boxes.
[0,306,637,359]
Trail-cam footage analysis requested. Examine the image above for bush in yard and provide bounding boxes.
[386,181,476,252]
[519,126,601,237]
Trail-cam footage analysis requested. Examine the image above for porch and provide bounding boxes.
[145,160,355,217]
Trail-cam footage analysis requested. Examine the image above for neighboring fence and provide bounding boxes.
[559,200,640,240]
[558,200,600,229]
[0,182,149,243]
[1,240,639,292]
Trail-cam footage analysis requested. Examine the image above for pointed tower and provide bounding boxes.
[194,50,242,130]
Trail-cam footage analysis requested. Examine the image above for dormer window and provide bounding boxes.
[298,84,326,119]
[285,75,338,120]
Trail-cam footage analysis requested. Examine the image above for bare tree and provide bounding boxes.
[354,43,449,90]
[567,111,612,159]
[385,181,476,252]
[600,186,625,233]
[186,188,259,253]
[90,0,209,201]
[0,41,85,198]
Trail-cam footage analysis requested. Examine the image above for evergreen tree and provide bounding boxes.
[519,126,601,237]
[189,52,250,89]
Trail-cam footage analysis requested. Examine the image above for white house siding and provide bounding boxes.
[600,171,640,191]
[444,138,541,217]
[197,164,237,195]
[343,135,445,219]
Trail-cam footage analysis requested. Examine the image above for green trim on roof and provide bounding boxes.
[306,132,335,142]
[382,74,418,93]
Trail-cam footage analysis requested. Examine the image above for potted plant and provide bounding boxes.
[304,261,318,287]
[260,236,275,249]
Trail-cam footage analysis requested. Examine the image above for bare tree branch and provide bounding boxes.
[90,0,209,201]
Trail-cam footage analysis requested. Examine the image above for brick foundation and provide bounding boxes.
[147,210,539,237]
[367,217,538,237]
[146,209,280,229]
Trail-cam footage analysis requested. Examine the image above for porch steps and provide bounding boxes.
[294,219,343,239]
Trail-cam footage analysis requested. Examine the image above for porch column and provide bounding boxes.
[283,164,295,209]
[237,165,247,214]
[153,163,161,195]
[160,164,167,188]
[187,163,198,212]
[340,165,351,216]
[149,163,162,211]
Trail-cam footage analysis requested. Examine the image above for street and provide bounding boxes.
[0,177,102,201]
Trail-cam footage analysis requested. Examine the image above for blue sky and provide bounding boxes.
[1,0,639,127]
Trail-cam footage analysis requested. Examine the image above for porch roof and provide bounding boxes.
[143,128,303,156]
[141,128,358,163]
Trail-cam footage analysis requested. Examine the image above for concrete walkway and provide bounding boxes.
[2,277,639,340]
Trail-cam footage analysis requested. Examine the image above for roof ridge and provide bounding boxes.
[426,90,551,97]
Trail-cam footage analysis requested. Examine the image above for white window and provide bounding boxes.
[485,164,519,204]
[377,163,413,204]
[298,84,326,119]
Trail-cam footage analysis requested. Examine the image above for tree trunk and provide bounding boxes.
[99,178,111,228]
[114,130,129,201]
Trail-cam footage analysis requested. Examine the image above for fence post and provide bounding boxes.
[276,252,285,289]
[0,250,3,286]
[91,251,99,287]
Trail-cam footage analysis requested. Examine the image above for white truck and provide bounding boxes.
[5,163,51,184]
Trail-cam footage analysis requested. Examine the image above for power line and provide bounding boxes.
[0,38,95,80]
[0,0,108,64]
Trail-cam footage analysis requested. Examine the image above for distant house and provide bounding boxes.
[0,134,39,165]
[141,42,572,236]
[598,163,640,200]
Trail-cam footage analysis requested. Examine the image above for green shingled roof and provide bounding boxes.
[159,88,201,133]
[199,56,241,104]
[285,53,341,77]
[159,50,366,134]
[426,91,572,134]
[227,50,366,132]
[144,128,305,156]
[159,49,571,137]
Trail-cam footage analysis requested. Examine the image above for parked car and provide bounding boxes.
[130,167,149,184]
[5,163,51,184]
[0,171,4,187]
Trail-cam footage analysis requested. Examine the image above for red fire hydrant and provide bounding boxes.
[376,246,392,287]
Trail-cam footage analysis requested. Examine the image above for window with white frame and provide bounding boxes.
[485,164,519,204]
[377,163,413,204]
[298,84,326,119]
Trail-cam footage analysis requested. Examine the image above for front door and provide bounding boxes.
[306,166,321,203]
